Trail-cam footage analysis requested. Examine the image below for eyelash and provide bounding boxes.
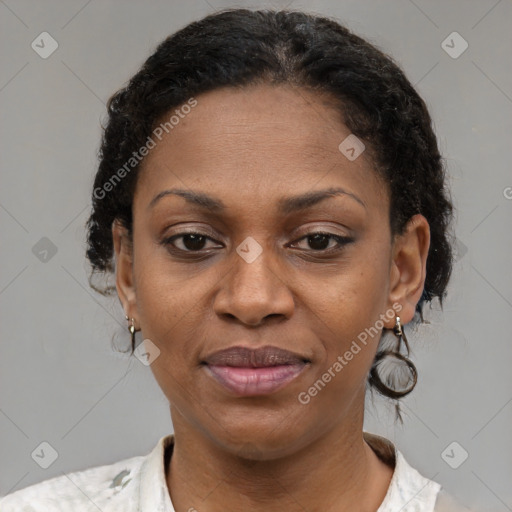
[161,231,354,256]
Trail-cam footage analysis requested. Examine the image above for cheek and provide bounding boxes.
[297,294,385,417]
[133,234,203,333]
[309,252,390,333]
[302,247,391,379]
[131,240,223,392]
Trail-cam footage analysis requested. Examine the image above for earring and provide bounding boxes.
[393,316,410,352]
[369,316,418,399]
[127,317,138,352]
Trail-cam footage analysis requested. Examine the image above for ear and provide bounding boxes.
[112,219,138,321]
[386,214,430,326]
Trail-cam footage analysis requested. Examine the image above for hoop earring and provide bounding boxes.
[369,316,418,399]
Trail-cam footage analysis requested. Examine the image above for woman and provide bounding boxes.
[0,8,473,511]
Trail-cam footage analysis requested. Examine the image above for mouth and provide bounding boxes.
[201,345,311,396]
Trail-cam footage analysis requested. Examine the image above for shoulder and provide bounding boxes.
[0,453,145,511]
[434,488,476,512]
[364,431,450,512]
[363,432,474,512]
[378,448,442,511]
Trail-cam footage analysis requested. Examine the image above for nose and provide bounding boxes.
[213,242,295,327]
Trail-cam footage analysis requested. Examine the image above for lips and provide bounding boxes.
[203,345,309,367]
[202,345,310,396]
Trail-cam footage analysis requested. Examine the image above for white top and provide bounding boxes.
[0,432,473,511]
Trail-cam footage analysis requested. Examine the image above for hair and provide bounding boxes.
[85,8,454,420]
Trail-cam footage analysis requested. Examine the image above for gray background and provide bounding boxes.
[0,1,511,510]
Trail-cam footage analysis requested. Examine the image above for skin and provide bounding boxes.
[112,83,430,512]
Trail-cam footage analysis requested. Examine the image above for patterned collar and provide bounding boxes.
[0,431,443,511]
[137,432,441,511]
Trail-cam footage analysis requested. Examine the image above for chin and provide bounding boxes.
[206,415,309,461]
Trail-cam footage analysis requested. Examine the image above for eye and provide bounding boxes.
[162,230,353,256]
[290,231,354,252]
[162,232,222,253]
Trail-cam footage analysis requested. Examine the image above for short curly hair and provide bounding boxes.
[85,8,454,415]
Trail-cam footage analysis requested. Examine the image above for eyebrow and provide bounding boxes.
[148,186,366,213]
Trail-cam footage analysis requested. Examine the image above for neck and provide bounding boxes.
[166,402,393,512]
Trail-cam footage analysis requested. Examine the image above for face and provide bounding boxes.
[113,83,429,460]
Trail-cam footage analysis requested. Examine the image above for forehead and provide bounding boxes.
[135,84,387,212]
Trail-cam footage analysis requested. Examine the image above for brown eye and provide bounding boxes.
[162,232,222,253]
[306,233,332,251]
[291,232,354,252]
